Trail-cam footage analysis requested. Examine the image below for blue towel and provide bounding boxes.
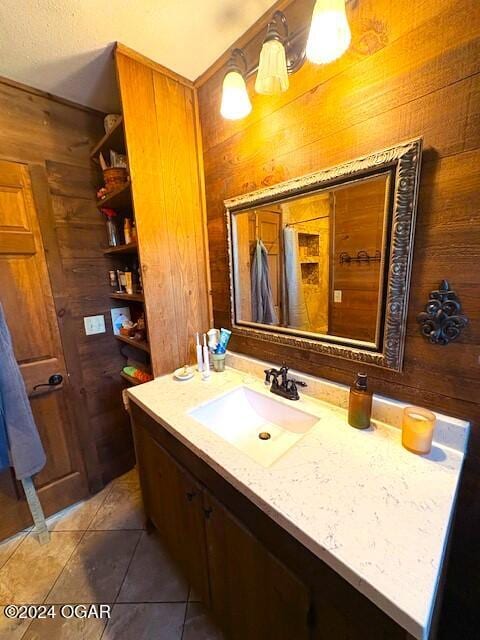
[251,240,278,325]
[0,390,10,471]
[0,303,46,479]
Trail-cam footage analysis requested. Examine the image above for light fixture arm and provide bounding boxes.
[227,47,248,76]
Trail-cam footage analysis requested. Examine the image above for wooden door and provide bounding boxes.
[0,160,88,540]
[204,490,311,640]
[133,424,210,604]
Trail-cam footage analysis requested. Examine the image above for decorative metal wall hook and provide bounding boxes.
[417,280,468,345]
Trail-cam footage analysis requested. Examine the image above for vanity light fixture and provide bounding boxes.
[306,0,351,65]
[220,48,252,121]
[219,1,353,119]
[255,11,290,95]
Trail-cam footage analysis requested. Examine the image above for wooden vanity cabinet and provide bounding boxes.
[203,491,311,640]
[131,404,415,640]
[133,423,210,605]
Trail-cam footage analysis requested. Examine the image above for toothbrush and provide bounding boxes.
[196,332,203,372]
[202,333,210,378]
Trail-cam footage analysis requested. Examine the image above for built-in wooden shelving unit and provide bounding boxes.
[120,371,143,386]
[96,182,132,211]
[91,117,152,386]
[103,240,138,256]
[115,334,150,353]
[109,292,145,303]
[90,116,126,162]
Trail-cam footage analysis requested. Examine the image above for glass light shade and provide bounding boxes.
[255,38,289,95]
[220,70,252,120]
[306,0,351,64]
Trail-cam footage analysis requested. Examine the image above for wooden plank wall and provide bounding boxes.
[0,78,134,489]
[115,47,211,376]
[196,0,480,635]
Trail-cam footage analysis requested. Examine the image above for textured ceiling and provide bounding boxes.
[0,0,276,112]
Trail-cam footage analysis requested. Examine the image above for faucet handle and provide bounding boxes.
[291,379,307,388]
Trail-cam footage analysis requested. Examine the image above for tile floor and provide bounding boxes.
[0,469,224,640]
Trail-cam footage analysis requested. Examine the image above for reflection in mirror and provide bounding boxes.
[231,173,391,347]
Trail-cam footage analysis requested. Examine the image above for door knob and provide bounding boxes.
[33,373,63,391]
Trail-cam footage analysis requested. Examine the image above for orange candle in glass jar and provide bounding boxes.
[402,406,437,454]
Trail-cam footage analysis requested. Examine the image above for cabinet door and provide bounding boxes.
[204,491,311,640]
[133,424,210,604]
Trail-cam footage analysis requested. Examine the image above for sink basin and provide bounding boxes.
[189,386,318,467]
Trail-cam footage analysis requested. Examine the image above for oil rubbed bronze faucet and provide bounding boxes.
[264,363,307,401]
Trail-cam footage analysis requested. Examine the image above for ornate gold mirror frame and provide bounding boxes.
[224,138,423,372]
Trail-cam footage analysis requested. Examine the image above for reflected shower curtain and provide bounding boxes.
[283,227,310,330]
[251,240,278,324]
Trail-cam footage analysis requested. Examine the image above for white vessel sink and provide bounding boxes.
[189,386,319,467]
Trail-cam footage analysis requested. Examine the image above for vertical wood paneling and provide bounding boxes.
[116,48,210,375]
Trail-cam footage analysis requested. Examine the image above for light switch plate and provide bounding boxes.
[84,315,106,335]
[334,290,342,303]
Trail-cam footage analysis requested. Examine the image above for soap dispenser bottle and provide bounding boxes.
[348,373,372,429]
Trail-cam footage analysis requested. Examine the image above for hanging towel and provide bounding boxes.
[283,227,310,330]
[251,240,278,325]
[0,303,46,479]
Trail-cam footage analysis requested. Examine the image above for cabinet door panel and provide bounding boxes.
[133,424,210,604]
[204,491,311,640]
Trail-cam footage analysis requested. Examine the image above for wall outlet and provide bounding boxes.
[84,315,106,335]
[334,290,343,303]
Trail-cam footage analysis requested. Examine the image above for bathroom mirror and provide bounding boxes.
[225,139,423,371]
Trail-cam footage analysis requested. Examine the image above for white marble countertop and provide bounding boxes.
[128,357,469,640]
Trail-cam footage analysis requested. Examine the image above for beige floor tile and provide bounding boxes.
[0,612,31,640]
[88,480,145,531]
[114,468,140,489]
[0,530,29,571]
[46,530,140,604]
[21,613,106,640]
[0,532,82,605]
[47,486,112,532]
[103,603,186,640]
[117,531,188,603]
[182,602,225,640]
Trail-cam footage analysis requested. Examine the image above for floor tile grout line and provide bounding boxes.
[112,529,144,605]
[84,477,119,532]
[0,529,30,573]
[42,473,141,605]
[181,587,191,640]
[16,529,89,640]
[34,475,125,609]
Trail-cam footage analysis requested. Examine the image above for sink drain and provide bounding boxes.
[258,432,271,441]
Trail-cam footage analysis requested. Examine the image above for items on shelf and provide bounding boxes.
[103,166,128,193]
[122,366,153,384]
[109,270,118,291]
[339,250,381,264]
[111,262,142,295]
[124,218,133,244]
[118,312,147,342]
[104,113,122,133]
[101,207,120,247]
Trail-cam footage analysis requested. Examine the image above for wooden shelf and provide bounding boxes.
[109,292,144,303]
[104,241,138,256]
[120,371,143,386]
[115,334,150,353]
[97,182,132,211]
[90,116,125,162]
